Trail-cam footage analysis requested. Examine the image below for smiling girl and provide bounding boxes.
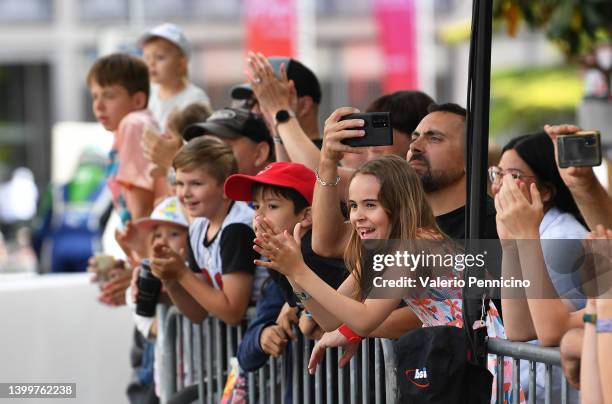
[254,140,522,402]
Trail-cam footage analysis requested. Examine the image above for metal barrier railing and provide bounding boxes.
[487,337,579,404]
[158,308,580,404]
[158,306,399,403]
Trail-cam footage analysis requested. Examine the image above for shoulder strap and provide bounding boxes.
[462,239,489,366]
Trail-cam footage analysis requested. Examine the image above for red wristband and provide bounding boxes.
[338,324,363,344]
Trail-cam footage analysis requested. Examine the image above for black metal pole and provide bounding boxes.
[465,0,492,240]
[463,0,493,367]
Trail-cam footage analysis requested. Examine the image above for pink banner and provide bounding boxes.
[244,0,297,57]
[373,0,419,92]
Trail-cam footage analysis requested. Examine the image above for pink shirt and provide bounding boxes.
[107,110,168,223]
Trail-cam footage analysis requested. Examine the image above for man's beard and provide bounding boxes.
[409,155,464,192]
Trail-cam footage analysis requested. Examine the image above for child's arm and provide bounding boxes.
[148,245,209,322]
[311,107,369,258]
[163,278,209,323]
[178,271,253,326]
[177,223,258,325]
[254,224,399,335]
[124,186,155,220]
[237,279,287,372]
[368,306,422,339]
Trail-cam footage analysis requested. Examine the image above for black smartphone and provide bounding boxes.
[557,130,602,168]
[339,112,393,148]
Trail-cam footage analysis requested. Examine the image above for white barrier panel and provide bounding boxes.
[0,273,134,404]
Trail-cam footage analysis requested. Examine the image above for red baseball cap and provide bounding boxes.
[224,162,315,205]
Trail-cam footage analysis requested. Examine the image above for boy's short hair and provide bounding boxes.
[167,103,213,136]
[252,183,310,215]
[87,53,150,103]
[173,136,238,185]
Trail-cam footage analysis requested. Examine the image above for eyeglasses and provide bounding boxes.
[487,166,536,184]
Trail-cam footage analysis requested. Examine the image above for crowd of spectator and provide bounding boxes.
[82,23,611,404]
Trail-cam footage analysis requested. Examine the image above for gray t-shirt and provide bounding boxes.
[148,82,211,132]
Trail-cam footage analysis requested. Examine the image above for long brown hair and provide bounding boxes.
[344,155,442,299]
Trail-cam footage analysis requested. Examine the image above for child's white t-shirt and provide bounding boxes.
[189,201,267,303]
[148,83,211,132]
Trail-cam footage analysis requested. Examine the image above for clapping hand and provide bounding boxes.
[253,216,305,277]
[150,243,187,281]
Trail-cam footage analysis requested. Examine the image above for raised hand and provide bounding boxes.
[544,124,597,190]
[141,125,182,172]
[321,107,366,163]
[246,52,297,129]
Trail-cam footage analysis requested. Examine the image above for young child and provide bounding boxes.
[224,162,347,403]
[125,196,197,402]
[87,53,173,404]
[127,196,190,338]
[87,52,168,224]
[226,161,347,312]
[140,23,211,132]
[150,136,263,325]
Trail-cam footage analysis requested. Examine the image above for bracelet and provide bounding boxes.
[315,168,341,187]
[583,313,597,324]
[596,319,612,333]
[338,324,363,344]
[273,136,283,145]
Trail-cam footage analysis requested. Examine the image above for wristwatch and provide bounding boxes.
[583,313,597,324]
[294,290,311,302]
[275,109,295,128]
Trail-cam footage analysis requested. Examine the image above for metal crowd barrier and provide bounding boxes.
[487,337,579,404]
[158,307,579,404]
[158,306,398,403]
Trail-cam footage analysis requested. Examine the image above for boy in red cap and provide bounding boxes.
[224,162,346,401]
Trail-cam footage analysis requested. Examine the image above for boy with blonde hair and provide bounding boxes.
[140,23,211,131]
[150,136,265,325]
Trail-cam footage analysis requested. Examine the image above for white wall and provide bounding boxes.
[0,273,134,404]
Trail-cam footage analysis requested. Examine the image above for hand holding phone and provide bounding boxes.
[339,112,393,148]
[557,130,602,168]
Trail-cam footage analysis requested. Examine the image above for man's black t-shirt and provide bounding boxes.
[435,196,498,240]
[434,196,503,320]
[269,229,348,307]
